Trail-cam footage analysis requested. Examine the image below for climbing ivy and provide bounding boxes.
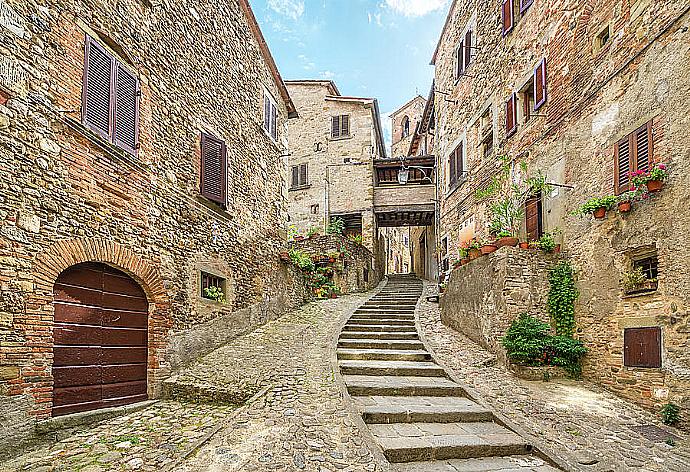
[547,261,579,337]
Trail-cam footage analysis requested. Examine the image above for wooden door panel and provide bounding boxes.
[100,327,147,346]
[52,385,102,406]
[103,272,146,297]
[102,292,148,311]
[52,365,102,388]
[54,284,102,306]
[53,346,101,366]
[102,364,147,384]
[53,324,103,345]
[54,303,101,325]
[102,380,147,400]
[101,309,148,328]
[102,347,147,364]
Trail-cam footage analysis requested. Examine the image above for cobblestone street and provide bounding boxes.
[418,282,690,472]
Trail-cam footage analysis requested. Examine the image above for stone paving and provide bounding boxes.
[2,401,233,472]
[419,281,690,472]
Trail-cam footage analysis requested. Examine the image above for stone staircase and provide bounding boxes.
[338,274,559,471]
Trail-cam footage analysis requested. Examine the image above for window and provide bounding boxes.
[595,25,611,52]
[520,0,533,13]
[441,236,449,272]
[614,121,653,194]
[363,267,369,283]
[310,204,319,214]
[402,116,410,138]
[201,271,226,300]
[200,132,227,205]
[331,115,350,138]
[626,254,659,294]
[455,30,473,79]
[478,108,493,158]
[534,59,547,110]
[634,256,659,281]
[624,327,661,368]
[502,0,514,35]
[291,163,308,188]
[519,78,535,124]
[82,35,140,154]
[263,92,278,141]
[448,143,464,189]
[505,93,517,137]
[525,192,543,241]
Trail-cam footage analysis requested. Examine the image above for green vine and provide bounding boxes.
[547,261,579,337]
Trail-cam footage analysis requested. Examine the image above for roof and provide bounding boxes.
[325,95,375,103]
[285,80,341,96]
[431,0,459,65]
[389,95,426,117]
[239,0,297,118]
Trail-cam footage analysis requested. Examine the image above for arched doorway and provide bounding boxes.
[52,262,148,416]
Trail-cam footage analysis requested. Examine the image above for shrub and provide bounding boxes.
[544,335,587,377]
[502,313,550,366]
[660,403,681,426]
[535,232,556,252]
[573,195,617,216]
[548,261,579,337]
[326,217,345,235]
[288,249,315,272]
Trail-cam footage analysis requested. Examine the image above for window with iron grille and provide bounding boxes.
[633,256,659,281]
[201,271,226,300]
[82,35,140,155]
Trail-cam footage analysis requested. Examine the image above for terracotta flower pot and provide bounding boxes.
[618,201,631,213]
[329,257,336,263]
[497,236,519,247]
[646,179,664,193]
[519,242,530,249]
[309,233,320,239]
[279,252,290,262]
[460,258,470,266]
[468,248,482,260]
[554,244,561,254]
[481,244,498,255]
[593,207,607,219]
[294,236,305,241]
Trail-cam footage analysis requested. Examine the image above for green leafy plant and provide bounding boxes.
[572,196,617,216]
[548,261,579,337]
[326,217,345,235]
[347,233,363,245]
[525,171,553,195]
[630,163,669,187]
[307,226,321,237]
[458,247,469,259]
[535,232,557,252]
[203,286,226,304]
[489,196,524,237]
[288,248,315,272]
[622,266,655,292]
[502,313,550,366]
[544,335,588,377]
[617,188,645,204]
[660,403,681,426]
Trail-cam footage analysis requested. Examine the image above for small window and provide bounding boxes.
[331,115,350,138]
[363,267,369,283]
[502,0,514,36]
[624,327,661,368]
[455,30,473,79]
[291,163,308,188]
[201,271,226,301]
[83,35,140,154]
[402,116,410,138]
[477,108,493,158]
[310,204,319,214]
[534,59,547,111]
[525,192,543,241]
[200,132,227,205]
[614,121,653,194]
[625,254,659,294]
[519,0,533,13]
[448,143,464,189]
[519,78,535,124]
[505,93,517,137]
[595,25,611,52]
[263,92,278,141]
[441,237,449,271]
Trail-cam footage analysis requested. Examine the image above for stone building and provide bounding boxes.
[285,80,387,257]
[390,95,425,158]
[0,0,302,449]
[382,227,411,274]
[433,0,690,417]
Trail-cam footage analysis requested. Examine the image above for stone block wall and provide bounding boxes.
[440,247,559,357]
[289,234,382,294]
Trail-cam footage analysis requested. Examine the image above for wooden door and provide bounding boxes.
[52,262,148,416]
[525,193,543,241]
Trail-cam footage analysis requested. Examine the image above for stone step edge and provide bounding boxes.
[161,376,248,405]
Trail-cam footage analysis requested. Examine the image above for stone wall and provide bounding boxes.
[390,95,426,157]
[0,0,301,449]
[289,234,382,294]
[433,0,690,417]
[440,247,558,356]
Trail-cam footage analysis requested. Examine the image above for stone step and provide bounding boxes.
[336,349,432,361]
[350,310,414,320]
[352,396,493,424]
[369,422,531,463]
[355,308,416,315]
[342,324,416,332]
[339,360,446,377]
[363,301,418,307]
[345,318,415,326]
[339,331,419,340]
[338,339,425,350]
[344,375,466,396]
[390,455,558,471]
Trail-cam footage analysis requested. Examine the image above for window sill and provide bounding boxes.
[328,135,353,142]
[289,184,311,192]
[196,195,233,221]
[199,297,226,306]
[446,178,467,198]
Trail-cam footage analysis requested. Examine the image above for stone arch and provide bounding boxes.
[33,238,167,304]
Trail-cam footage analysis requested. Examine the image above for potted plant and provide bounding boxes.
[203,286,226,304]
[519,241,531,249]
[494,230,519,247]
[622,266,658,294]
[631,163,669,193]
[481,240,498,255]
[307,226,321,239]
[279,251,290,262]
[489,196,523,247]
[326,217,345,235]
[533,232,556,253]
[347,233,364,245]
[327,252,339,263]
[458,247,470,265]
[468,240,482,260]
[574,195,617,219]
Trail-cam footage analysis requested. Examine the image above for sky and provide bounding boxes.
[251,0,451,151]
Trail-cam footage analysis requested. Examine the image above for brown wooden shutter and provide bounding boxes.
[455,44,463,78]
[502,0,514,36]
[291,165,299,188]
[113,64,139,154]
[525,193,542,241]
[332,116,340,138]
[624,327,661,368]
[264,95,271,132]
[520,0,533,13]
[614,135,631,194]
[341,115,350,136]
[464,31,472,68]
[271,102,278,140]
[83,36,113,139]
[448,150,456,186]
[534,59,547,110]
[455,143,463,180]
[299,163,308,185]
[200,133,227,205]
[505,93,517,136]
[634,122,652,173]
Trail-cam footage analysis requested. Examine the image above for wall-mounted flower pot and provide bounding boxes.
[554,244,562,254]
[294,236,305,241]
[481,244,498,255]
[593,207,607,219]
[460,258,470,266]
[468,248,482,260]
[497,236,519,247]
[329,257,336,263]
[519,242,530,249]
[647,180,664,193]
[625,280,658,295]
[279,252,290,262]
[618,201,632,213]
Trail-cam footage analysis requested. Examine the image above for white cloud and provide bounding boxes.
[268,0,305,20]
[298,54,315,70]
[320,70,336,79]
[384,0,448,17]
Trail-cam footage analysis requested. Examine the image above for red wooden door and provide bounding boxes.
[525,193,543,242]
[52,262,148,416]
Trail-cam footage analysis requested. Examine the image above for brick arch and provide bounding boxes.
[33,238,167,304]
